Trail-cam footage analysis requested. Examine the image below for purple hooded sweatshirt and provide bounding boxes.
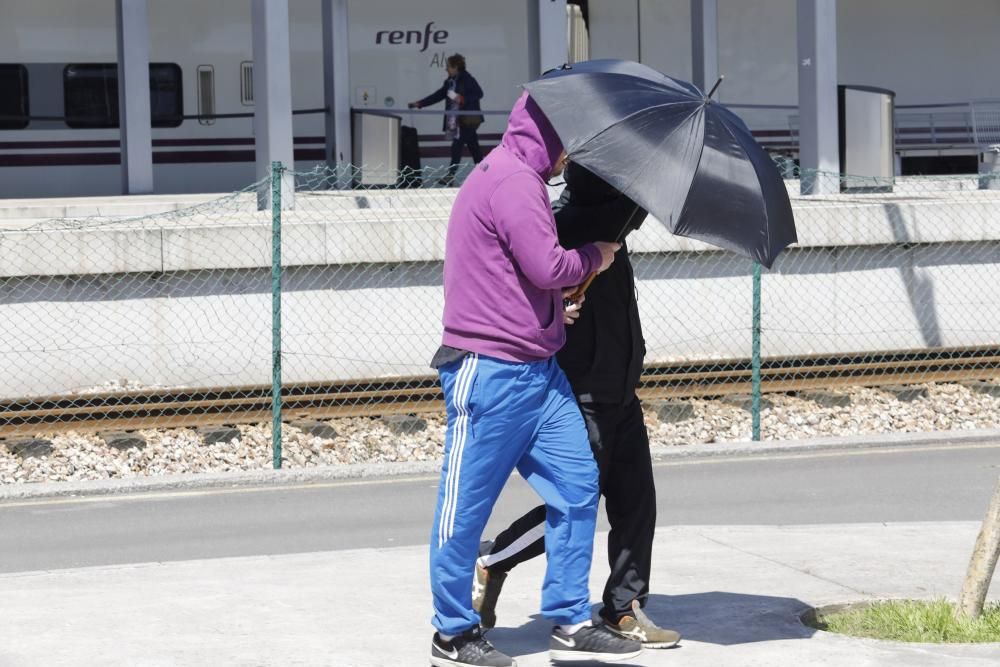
[440,91,603,362]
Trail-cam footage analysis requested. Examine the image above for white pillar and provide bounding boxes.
[252,0,295,209]
[322,0,351,177]
[797,0,839,194]
[585,0,639,62]
[691,0,718,94]
[116,0,153,194]
[537,0,568,76]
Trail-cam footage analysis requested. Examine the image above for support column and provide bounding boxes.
[585,0,638,61]
[116,0,153,194]
[797,0,839,194]
[691,0,718,94]
[252,0,295,209]
[322,0,351,177]
[536,0,568,76]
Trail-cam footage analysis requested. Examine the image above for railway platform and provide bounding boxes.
[2,178,1000,274]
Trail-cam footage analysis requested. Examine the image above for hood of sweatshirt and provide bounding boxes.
[500,90,564,180]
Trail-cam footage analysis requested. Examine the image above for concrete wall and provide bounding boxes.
[4,184,1000,399]
[5,185,1000,277]
[0,265,443,397]
[4,236,1000,399]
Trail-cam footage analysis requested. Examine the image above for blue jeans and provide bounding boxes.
[429,353,599,635]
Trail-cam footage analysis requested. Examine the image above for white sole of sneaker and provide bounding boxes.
[549,648,643,662]
[430,656,518,667]
[607,628,681,649]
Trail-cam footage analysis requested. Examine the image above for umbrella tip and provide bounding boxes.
[706,75,725,101]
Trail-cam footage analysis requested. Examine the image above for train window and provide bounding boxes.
[64,64,117,128]
[63,63,183,129]
[149,63,183,127]
[0,64,29,129]
[240,61,254,106]
[197,65,215,125]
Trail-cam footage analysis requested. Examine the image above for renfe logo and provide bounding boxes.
[375,22,449,52]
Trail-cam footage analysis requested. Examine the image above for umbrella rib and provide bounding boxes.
[567,99,701,155]
[715,114,771,257]
[583,102,705,228]
[630,104,704,213]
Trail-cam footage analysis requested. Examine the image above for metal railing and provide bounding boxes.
[719,100,1000,154]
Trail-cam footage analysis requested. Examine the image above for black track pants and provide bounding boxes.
[448,126,483,175]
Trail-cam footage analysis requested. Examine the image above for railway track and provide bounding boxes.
[1,346,998,439]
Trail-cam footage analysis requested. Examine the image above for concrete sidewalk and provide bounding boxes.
[1,522,997,666]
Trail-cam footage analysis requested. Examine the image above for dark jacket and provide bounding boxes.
[417,70,484,131]
[554,163,648,404]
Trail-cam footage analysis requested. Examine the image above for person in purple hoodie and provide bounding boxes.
[427,91,642,667]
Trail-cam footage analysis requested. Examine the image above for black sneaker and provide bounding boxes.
[430,626,517,667]
[549,624,642,662]
[472,561,507,629]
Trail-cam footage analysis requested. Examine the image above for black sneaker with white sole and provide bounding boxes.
[430,626,516,667]
[549,624,643,663]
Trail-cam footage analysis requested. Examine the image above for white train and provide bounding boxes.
[2,0,995,198]
[0,0,583,198]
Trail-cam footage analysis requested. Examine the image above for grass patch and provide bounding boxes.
[809,599,1000,643]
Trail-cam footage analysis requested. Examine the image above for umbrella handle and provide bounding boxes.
[565,272,598,302]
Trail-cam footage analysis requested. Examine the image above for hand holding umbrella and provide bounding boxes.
[564,204,642,302]
[564,239,620,306]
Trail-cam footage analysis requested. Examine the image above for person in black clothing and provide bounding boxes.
[409,53,484,186]
[472,162,681,649]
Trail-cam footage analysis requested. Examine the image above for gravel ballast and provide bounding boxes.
[2,381,998,485]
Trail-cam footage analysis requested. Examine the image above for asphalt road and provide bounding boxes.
[1,443,997,574]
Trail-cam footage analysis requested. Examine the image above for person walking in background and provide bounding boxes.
[427,91,640,667]
[473,162,682,650]
[410,53,485,186]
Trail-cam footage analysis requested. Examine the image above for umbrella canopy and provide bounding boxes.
[522,59,796,268]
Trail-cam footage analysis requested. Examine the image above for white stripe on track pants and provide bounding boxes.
[429,353,599,635]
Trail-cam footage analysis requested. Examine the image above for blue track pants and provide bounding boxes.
[429,353,599,635]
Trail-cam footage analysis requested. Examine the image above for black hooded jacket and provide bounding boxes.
[554,163,648,404]
[416,70,485,131]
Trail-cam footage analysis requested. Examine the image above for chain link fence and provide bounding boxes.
[641,168,1000,443]
[2,161,1000,484]
[0,183,275,481]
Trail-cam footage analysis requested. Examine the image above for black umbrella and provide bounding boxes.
[523,59,796,269]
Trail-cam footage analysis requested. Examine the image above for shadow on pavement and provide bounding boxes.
[644,591,815,645]
[486,591,814,656]
[485,615,551,657]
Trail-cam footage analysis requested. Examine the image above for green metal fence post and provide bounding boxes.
[751,261,762,441]
[271,161,283,469]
